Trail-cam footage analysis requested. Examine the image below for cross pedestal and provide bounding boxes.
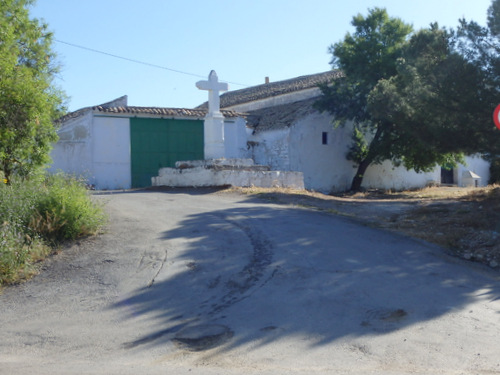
[196,70,229,159]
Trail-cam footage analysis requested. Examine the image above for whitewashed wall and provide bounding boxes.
[251,110,489,192]
[249,128,291,172]
[364,162,440,191]
[49,110,93,180]
[51,110,250,190]
[288,113,354,192]
[223,117,250,159]
[92,116,131,190]
[457,155,490,187]
[50,112,131,190]
[288,114,446,192]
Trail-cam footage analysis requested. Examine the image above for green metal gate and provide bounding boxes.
[130,118,204,188]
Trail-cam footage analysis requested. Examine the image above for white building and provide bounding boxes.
[50,96,247,190]
[197,71,490,192]
[51,71,490,192]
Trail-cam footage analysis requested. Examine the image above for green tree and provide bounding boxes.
[367,25,496,172]
[457,0,500,157]
[0,0,65,182]
[315,8,413,191]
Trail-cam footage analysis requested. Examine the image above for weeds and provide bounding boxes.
[0,173,106,286]
[33,174,106,242]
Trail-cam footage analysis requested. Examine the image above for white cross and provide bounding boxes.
[196,70,229,116]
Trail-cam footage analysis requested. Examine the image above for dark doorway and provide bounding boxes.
[441,167,454,184]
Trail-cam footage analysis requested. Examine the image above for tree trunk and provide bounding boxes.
[2,161,12,184]
[349,124,386,192]
[350,158,371,192]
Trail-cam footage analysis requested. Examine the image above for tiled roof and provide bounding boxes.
[93,105,243,118]
[57,105,243,123]
[197,70,342,109]
[246,97,318,133]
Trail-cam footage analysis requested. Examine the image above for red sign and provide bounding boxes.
[494,104,500,130]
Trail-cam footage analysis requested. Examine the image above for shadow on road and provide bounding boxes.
[110,197,500,354]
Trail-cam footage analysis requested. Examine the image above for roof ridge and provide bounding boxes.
[92,105,244,118]
[196,70,342,110]
[57,104,245,124]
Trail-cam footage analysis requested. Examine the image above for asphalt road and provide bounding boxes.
[1,189,500,374]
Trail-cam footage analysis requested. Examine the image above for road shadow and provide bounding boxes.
[110,198,500,355]
[92,186,231,196]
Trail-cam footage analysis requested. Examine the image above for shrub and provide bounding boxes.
[0,221,49,285]
[32,174,106,242]
[0,173,106,286]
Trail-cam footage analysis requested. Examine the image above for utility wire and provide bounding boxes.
[55,39,249,87]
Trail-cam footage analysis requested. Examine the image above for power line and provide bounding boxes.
[55,39,249,87]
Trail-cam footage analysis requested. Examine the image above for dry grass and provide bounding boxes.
[335,185,487,200]
[393,186,500,267]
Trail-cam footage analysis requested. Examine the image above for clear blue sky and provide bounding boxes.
[30,0,492,112]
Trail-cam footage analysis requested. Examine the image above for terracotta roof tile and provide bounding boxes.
[197,70,342,109]
[93,105,243,118]
[57,105,244,123]
[246,97,318,133]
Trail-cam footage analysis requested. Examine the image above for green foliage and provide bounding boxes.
[346,127,369,164]
[457,0,500,157]
[318,4,500,191]
[317,8,412,124]
[316,8,413,190]
[0,221,49,285]
[488,0,500,36]
[489,158,500,184]
[0,0,66,181]
[0,174,106,285]
[367,25,481,172]
[330,8,413,93]
[33,174,107,242]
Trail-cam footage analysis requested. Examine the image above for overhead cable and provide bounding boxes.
[55,39,249,87]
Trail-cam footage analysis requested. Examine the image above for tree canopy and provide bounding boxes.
[317,4,500,191]
[367,25,495,170]
[315,8,413,191]
[0,0,65,181]
[456,0,500,158]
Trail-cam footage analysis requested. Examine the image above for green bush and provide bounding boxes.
[0,173,106,285]
[32,174,106,242]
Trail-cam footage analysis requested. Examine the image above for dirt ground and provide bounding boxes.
[223,185,500,271]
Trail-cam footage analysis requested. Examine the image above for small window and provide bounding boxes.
[322,132,328,145]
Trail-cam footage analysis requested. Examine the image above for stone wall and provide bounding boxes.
[152,159,304,189]
[249,128,291,172]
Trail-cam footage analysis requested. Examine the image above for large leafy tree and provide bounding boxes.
[315,8,413,191]
[456,0,500,158]
[367,25,496,171]
[0,0,65,181]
